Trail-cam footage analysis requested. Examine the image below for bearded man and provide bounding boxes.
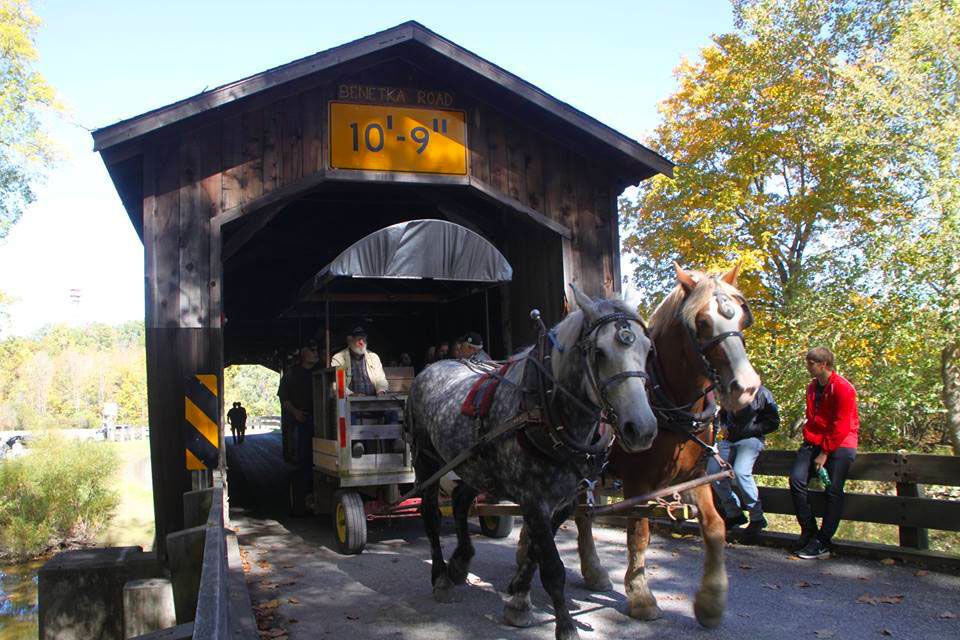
[330,326,388,396]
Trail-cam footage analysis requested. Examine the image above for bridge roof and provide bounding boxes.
[91,21,673,182]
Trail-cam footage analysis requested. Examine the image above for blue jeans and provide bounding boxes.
[708,437,765,522]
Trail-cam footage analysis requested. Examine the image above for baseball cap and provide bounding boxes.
[349,326,368,338]
[462,331,483,348]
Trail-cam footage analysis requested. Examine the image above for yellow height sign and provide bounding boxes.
[185,374,219,470]
[329,102,467,175]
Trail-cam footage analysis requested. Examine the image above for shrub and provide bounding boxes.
[0,434,119,559]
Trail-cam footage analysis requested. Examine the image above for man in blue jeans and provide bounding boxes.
[708,384,780,542]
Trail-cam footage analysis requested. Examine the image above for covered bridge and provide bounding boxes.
[92,21,673,555]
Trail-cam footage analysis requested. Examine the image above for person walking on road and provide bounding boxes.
[227,402,242,446]
[790,346,860,559]
[708,384,780,542]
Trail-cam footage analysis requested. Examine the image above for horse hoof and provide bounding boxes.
[628,604,663,621]
[503,605,535,628]
[693,599,724,628]
[583,574,613,592]
[556,623,581,640]
[432,575,461,603]
[433,585,461,603]
[503,593,534,628]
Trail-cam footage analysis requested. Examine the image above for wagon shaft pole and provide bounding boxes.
[588,469,734,518]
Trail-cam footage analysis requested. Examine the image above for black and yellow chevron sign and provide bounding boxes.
[185,374,219,470]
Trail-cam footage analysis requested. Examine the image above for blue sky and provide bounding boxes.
[0,0,734,335]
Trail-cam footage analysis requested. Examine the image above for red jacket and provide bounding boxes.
[803,371,859,452]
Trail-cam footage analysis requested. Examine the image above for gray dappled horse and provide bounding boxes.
[407,286,659,640]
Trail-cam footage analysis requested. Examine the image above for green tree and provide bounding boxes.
[832,0,960,453]
[621,0,947,449]
[0,0,57,239]
[623,0,906,309]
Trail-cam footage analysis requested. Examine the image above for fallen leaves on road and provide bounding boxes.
[762,582,781,590]
[288,597,300,604]
[739,564,753,570]
[258,629,287,639]
[857,593,904,606]
[796,581,812,588]
[880,630,893,636]
[880,558,896,566]
[814,629,835,638]
[256,599,282,611]
[915,570,928,577]
[939,611,957,619]
[346,614,359,620]
[257,559,272,570]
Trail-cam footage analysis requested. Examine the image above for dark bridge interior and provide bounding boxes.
[221,183,560,370]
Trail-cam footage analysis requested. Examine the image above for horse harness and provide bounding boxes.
[399,309,653,504]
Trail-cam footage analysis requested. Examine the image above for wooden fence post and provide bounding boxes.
[896,452,929,550]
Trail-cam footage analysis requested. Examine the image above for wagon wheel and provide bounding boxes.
[479,514,514,538]
[333,490,367,554]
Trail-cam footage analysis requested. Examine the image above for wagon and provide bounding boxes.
[286,219,518,553]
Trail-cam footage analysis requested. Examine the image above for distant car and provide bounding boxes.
[5,434,29,448]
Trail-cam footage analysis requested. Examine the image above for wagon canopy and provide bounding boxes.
[299,219,512,300]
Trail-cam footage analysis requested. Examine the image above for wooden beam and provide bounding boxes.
[221,202,286,263]
[299,293,443,303]
[469,176,571,239]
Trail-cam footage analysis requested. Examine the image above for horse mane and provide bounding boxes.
[648,270,743,340]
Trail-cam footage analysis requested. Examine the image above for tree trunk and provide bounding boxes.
[943,341,960,456]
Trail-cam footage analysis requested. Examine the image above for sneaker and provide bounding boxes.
[724,512,748,529]
[795,538,831,559]
[792,528,818,552]
[741,517,767,542]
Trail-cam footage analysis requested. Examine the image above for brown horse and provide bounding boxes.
[573,263,760,628]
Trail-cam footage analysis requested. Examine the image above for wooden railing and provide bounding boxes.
[191,472,258,640]
[752,450,960,551]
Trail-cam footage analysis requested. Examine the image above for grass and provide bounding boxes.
[96,439,155,550]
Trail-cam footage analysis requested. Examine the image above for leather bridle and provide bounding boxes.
[650,284,754,429]
[527,310,653,457]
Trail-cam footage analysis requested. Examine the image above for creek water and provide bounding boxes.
[0,559,42,640]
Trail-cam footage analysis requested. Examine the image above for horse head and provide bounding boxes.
[670,262,761,412]
[560,284,659,452]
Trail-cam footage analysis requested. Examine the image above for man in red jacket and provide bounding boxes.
[790,346,859,559]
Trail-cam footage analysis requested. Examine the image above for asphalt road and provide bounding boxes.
[226,433,960,640]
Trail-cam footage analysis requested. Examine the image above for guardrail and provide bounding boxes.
[191,472,257,640]
[254,416,281,430]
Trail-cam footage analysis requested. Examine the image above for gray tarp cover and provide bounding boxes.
[310,219,512,289]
